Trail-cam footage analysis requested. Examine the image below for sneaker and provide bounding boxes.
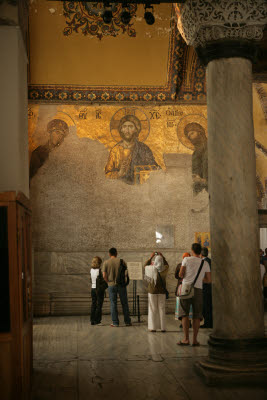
[91,322,95,326]
[95,322,103,326]
[110,324,119,327]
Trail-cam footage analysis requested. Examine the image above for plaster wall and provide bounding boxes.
[0,26,29,196]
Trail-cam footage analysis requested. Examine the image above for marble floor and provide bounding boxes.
[32,315,267,400]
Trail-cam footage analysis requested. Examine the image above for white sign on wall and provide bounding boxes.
[127,262,143,280]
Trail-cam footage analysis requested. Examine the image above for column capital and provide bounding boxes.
[175,1,267,64]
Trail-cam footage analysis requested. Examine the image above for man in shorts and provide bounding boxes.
[178,243,211,346]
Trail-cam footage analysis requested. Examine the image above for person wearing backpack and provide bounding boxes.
[90,256,107,326]
[102,248,132,327]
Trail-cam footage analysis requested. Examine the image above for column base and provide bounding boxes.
[195,359,267,386]
[195,335,267,386]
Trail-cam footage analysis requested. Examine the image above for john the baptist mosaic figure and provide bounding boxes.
[177,114,208,195]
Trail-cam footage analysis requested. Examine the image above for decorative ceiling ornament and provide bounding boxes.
[63,2,137,40]
[174,0,267,48]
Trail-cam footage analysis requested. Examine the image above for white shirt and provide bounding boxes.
[90,268,100,289]
[181,256,210,289]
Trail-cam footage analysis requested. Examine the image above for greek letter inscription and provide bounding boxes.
[96,109,102,119]
[166,110,183,117]
[149,111,161,120]
[79,108,87,119]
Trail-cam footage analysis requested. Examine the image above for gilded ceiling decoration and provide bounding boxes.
[28,2,206,104]
[63,2,137,40]
[28,26,206,103]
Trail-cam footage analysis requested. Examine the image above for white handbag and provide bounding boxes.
[178,260,204,299]
[178,282,195,299]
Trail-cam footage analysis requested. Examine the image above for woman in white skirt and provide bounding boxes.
[144,252,169,332]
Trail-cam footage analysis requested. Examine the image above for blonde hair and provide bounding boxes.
[92,256,102,269]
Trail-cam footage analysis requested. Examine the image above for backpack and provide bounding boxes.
[116,259,130,287]
[96,268,108,293]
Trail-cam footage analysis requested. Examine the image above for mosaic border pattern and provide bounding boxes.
[28,24,207,104]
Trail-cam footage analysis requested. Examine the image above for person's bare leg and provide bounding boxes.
[192,318,200,345]
[181,316,190,344]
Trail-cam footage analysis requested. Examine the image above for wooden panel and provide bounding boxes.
[0,191,16,202]
[0,193,33,400]
[16,192,31,212]
[17,205,33,399]
[0,341,17,400]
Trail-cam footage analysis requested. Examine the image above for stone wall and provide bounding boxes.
[30,125,209,316]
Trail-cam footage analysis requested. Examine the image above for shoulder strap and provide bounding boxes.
[193,259,205,287]
[158,272,168,294]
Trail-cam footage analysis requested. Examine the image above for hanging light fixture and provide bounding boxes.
[102,3,113,24]
[121,5,132,25]
[144,4,155,25]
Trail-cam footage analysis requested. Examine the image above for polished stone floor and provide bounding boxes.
[32,314,267,400]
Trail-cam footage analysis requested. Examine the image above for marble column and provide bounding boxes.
[175,0,267,385]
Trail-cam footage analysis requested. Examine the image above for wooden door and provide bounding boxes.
[17,203,33,399]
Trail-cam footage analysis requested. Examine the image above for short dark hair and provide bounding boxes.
[201,247,209,257]
[109,247,117,257]
[191,243,202,255]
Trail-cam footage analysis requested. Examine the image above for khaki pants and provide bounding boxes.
[148,293,166,331]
